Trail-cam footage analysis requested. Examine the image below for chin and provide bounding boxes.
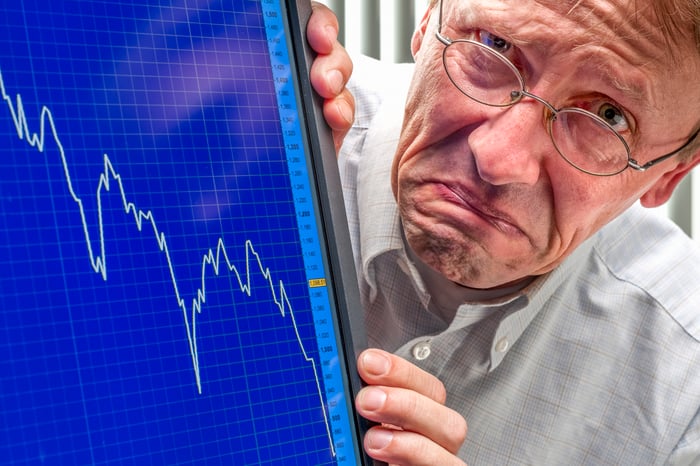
[405,222,485,284]
[404,216,543,289]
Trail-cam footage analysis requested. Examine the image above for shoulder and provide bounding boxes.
[339,55,413,177]
[593,204,700,341]
[345,54,414,130]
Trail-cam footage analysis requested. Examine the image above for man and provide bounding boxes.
[308,1,700,464]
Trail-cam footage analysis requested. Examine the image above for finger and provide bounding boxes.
[308,3,353,100]
[357,348,447,404]
[364,426,468,466]
[356,386,468,454]
[308,2,339,55]
[309,42,353,99]
[323,88,354,152]
[307,2,354,153]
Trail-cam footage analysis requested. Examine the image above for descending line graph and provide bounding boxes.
[0,67,336,456]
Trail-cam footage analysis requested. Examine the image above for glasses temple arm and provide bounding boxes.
[630,127,700,171]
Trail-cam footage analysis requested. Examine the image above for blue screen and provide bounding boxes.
[0,0,359,464]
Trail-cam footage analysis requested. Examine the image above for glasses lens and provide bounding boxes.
[443,40,523,107]
[550,109,630,176]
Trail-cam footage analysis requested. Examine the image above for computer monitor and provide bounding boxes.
[0,0,368,464]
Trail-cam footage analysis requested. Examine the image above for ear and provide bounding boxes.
[411,6,434,58]
[639,155,700,207]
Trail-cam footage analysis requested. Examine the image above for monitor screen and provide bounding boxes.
[0,0,366,464]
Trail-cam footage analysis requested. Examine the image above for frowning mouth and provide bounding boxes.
[435,183,525,237]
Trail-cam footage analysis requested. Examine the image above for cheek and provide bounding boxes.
[392,63,484,192]
[402,43,474,137]
[392,75,445,193]
[548,172,640,252]
[401,74,447,139]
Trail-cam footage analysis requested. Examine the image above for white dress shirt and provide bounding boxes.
[338,55,700,465]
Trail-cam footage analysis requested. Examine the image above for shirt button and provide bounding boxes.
[495,337,510,353]
[412,341,432,361]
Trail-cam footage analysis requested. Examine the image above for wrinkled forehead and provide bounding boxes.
[445,0,699,70]
[544,0,694,52]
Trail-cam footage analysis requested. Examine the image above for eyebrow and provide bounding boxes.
[582,55,651,106]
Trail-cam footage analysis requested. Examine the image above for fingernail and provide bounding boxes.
[362,350,390,376]
[359,387,386,411]
[327,69,343,95]
[366,428,393,451]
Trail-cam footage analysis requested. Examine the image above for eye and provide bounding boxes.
[597,103,630,133]
[476,30,513,55]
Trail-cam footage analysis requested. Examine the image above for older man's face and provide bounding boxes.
[391,0,700,289]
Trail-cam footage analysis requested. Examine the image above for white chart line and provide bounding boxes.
[0,68,335,457]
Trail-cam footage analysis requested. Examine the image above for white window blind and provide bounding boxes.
[316,1,699,241]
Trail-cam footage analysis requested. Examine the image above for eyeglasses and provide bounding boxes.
[435,0,700,176]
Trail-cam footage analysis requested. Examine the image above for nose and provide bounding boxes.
[467,102,549,186]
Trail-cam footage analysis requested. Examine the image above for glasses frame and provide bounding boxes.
[435,0,700,176]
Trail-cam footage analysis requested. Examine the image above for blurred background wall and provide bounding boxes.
[315,0,699,241]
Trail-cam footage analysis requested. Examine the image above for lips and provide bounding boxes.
[433,183,526,237]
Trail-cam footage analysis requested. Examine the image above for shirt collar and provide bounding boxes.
[355,92,406,287]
